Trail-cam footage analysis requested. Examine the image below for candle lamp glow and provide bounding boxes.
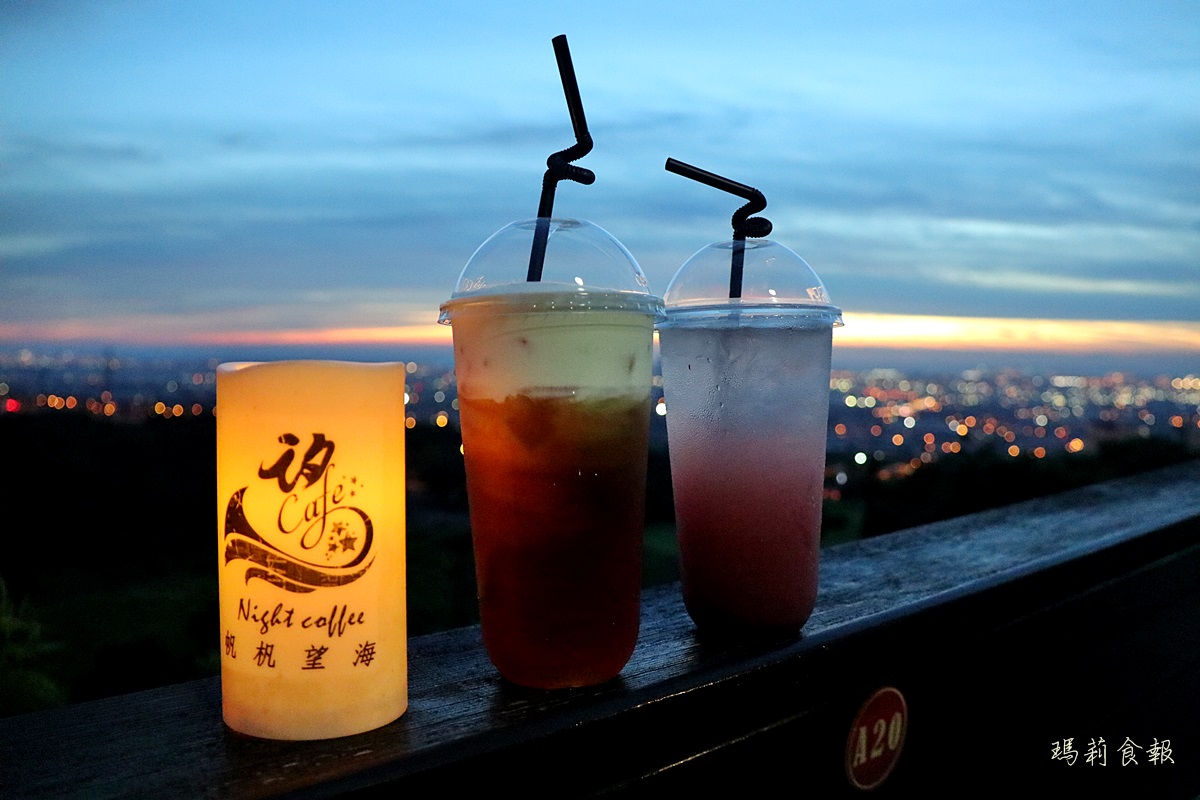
[216,361,407,740]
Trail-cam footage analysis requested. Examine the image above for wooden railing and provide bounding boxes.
[3,460,1199,798]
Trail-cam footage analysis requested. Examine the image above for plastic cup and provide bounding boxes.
[439,218,663,688]
[657,238,841,632]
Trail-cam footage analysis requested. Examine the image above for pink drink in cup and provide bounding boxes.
[658,161,841,632]
[659,298,837,631]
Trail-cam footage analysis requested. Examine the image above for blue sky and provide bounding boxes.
[2,1,1199,368]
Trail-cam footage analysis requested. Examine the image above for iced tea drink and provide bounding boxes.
[444,290,656,688]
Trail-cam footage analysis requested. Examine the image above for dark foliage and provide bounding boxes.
[1,413,216,596]
[856,437,1195,537]
[0,411,1193,714]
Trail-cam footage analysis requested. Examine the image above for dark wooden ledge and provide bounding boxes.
[3,460,1199,798]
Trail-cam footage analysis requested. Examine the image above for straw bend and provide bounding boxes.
[730,192,772,241]
[540,135,595,216]
[665,157,774,299]
[527,34,596,281]
[664,157,772,241]
[537,35,595,216]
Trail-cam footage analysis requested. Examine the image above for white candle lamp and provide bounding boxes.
[216,361,407,740]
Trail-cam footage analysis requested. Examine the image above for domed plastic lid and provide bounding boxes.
[438,218,664,322]
[660,238,842,328]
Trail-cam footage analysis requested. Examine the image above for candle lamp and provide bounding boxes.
[216,361,407,740]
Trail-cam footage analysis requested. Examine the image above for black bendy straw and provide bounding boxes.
[665,158,773,298]
[526,34,595,283]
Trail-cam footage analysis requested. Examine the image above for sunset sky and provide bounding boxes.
[2,1,1198,373]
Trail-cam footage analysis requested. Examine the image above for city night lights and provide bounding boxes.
[3,348,1197,481]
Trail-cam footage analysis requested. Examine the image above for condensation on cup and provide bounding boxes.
[657,238,842,633]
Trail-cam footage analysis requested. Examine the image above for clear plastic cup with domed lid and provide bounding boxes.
[657,158,842,635]
[440,218,663,690]
[436,37,663,689]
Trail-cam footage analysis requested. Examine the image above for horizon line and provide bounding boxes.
[3,312,1199,356]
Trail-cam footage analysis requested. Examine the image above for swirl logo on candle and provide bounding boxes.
[223,433,375,593]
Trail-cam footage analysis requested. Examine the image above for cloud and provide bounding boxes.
[921,268,1200,300]
[0,233,92,259]
[2,0,1198,351]
[0,286,450,340]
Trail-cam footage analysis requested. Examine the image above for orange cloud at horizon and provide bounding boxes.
[835,313,1200,354]
[0,320,455,349]
[3,313,1199,355]
[192,323,455,347]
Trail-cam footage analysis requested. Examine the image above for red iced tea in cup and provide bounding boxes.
[439,218,663,688]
